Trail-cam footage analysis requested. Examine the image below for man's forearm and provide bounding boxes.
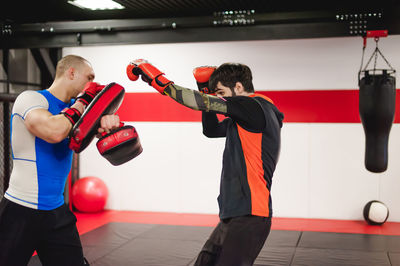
[202,111,227,138]
[164,84,227,114]
[24,101,85,143]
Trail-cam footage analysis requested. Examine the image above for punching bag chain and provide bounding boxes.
[360,37,395,74]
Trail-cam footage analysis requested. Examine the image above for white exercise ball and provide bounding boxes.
[363,200,389,225]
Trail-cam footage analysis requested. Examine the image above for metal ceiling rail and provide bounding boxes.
[0,9,394,49]
[3,10,337,34]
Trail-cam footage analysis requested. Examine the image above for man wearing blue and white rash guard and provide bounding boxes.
[0,55,120,266]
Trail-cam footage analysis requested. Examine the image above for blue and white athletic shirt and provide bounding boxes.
[5,90,74,210]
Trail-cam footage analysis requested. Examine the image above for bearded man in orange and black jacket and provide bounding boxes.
[127,60,284,266]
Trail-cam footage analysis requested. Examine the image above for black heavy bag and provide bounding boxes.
[359,71,396,172]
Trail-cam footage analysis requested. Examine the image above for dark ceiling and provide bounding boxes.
[2,0,399,24]
[1,0,400,49]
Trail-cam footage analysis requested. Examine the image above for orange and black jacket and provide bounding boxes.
[202,94,284,219]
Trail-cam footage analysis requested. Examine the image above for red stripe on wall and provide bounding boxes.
[117,90,400,123]
[260,90,360,123]
[117,93,201,122]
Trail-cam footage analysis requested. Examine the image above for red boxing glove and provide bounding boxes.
[126,59,173,94]
[193,66,216,94]
[76,82,105,106]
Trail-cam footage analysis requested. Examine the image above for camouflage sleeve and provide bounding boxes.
[164,84,228,114]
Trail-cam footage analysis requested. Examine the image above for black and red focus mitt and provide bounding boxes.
[69,82,125,153]
[96,123,143,166]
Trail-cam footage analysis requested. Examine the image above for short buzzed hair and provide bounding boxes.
[55,55,90,79]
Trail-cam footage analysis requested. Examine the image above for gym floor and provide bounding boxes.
[27,211,400,266]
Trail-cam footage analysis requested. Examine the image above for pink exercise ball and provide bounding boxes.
[72,176,109,213]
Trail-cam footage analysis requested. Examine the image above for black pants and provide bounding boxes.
[194,215,271,266]
[0,198,87,266]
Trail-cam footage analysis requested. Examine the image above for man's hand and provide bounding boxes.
[97,115,121,135]
[126,59,173,94]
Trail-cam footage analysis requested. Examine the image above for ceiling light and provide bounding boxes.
[68,0,125,10]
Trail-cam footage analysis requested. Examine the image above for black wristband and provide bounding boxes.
[76,92,94,106]
[196,81,212,94]
[60,107,81,125]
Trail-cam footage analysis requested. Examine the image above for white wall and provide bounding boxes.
[64,35,400,221]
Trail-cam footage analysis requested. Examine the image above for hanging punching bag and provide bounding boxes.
[359,70,396,173]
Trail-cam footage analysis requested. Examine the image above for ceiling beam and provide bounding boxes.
[0,10,397,49]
